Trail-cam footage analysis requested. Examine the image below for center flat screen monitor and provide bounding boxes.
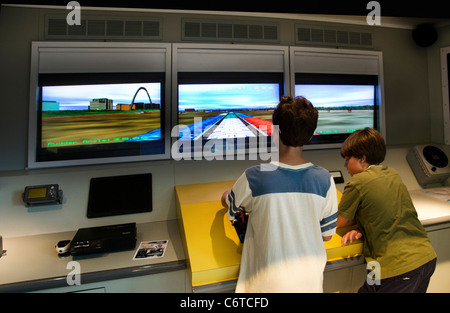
[35,72,167,166]
[295,73,379,145]
[176,72,284,158]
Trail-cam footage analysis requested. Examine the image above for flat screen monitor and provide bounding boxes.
[175,72,284,159]
[87,173,152,218]
[295,73,379,145]
[34,72,167,167]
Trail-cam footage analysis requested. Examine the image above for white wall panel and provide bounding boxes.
[36,43,168,73]
[176,47,286,72]
[291,47,381,75]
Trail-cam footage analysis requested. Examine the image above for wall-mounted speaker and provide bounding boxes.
[412,23,438,47]
[407,144,450,187]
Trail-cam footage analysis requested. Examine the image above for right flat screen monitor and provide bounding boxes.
[295,73,380,145]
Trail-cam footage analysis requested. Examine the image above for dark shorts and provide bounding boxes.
[358,258,437,293]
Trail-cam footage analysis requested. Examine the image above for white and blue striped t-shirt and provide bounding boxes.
[226,161,338,293]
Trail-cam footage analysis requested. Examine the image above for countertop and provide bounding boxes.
[409,187,450,226]
[1,183,447,293]
[0,220,186,292]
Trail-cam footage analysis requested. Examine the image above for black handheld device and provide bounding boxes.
[232,209,249,243]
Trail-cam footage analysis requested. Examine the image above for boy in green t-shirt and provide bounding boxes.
[337,128,437,293]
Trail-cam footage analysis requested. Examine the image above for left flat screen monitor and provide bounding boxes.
[34,72,167,166]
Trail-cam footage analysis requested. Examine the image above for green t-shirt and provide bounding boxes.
[338,165,436,279]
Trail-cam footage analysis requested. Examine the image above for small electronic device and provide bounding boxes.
[232,209,249,243]
[55,240,71,255]
[407,144,450,187]
[70,223,137,256]
[330,170,344,184]
[23,184,63,207]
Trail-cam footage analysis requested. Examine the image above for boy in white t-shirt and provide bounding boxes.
[221,96,338,293]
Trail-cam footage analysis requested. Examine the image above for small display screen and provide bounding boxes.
[28,187,47,199]
[87,173,152,218]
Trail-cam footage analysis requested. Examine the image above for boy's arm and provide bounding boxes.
[221,190,230,209]
[337,181,362,245]
[337,179,360,228]
[338,215,363,246]
[222,172,252,221]
[320,177,339,241]
[337,215,356,228]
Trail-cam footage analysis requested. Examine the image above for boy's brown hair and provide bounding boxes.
[272,96,318,147]
[340,128,386,165]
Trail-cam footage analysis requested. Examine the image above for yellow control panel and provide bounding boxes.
[175,181,363,288]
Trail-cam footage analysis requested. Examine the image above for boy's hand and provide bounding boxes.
[341,229,362,246]
[221,190,230,208]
